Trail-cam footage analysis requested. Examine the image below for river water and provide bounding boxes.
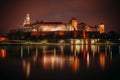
[0,43,120,80]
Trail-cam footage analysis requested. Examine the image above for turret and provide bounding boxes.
[23,13,31,27]
[70,18,78,30]
[99,23,105,33]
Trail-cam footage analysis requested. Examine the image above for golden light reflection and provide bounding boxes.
[22,60,31,77]
[87,52,90,69]
[100,53,105,70]
[75,45,80,54]
[60,45,64,54]
[58,31,64,36]
[33,48,38,63]
[91,39,95,44]
[72,56,79,72]
[19,44,115,75]
[26,63,30,77]
[51,56,55,69]
[60,55,64,70]
[91,45,97,58]
[42,54,80,71]
[42,46,47,54]
[0,48,6,59]
[42,54,57,70]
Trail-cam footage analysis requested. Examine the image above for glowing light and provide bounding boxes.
[72,57,79,72]
[0,37,7,41]
[91,45,97,57]
[22,60,31,77]
[42,54,77,70]
[71,18,78,30]
[99,23,105,33]
[80,39,84,44]
[26,62,30,77]
[40,24,68,31]
[51,56,55,69]
[58,31,64,35]
[100,53,105,70]
[87,52,90,69]
[0,49,6,59]
[60,45,64,54]
[75,39,80,44]
[91,39,95,44]
[23,13,31,26]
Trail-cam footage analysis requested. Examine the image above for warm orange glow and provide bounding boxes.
[22,60,31,77]
[58,31,64,36]
[31,31,39,36]
[0,37,7,41]
[42,55,56,69]
[100,53,105,69]
[99,24,105,33]
[72,19,77,29]
[26,62,30,77]
[72,57,79,72]
[0,49,6,59]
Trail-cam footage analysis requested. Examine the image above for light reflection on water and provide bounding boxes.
[0,41,120,79]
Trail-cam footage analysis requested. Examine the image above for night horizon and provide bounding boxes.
[0,1,120,79]
[0,0,120,35]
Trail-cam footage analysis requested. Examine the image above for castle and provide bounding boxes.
[22,14,104,33]
[8,14,105,40]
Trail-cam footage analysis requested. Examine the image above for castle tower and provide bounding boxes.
[23,13,31,26]
[70,18,78,30]
[99,23,105,33]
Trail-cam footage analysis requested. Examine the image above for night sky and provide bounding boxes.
[0,0,119,35]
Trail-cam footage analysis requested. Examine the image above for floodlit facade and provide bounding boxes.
[10,14,105,34]
[23,22,73,32]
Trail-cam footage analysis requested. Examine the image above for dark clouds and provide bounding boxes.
[0,0,119,35]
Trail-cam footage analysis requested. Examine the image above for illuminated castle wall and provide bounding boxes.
[23,22,72,32]
[21,14,105,33]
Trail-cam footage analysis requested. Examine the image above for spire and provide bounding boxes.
[23,13,31,27]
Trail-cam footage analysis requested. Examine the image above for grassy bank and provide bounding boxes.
[0,40,120,46]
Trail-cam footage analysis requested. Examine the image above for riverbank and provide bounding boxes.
[0,40,120,46]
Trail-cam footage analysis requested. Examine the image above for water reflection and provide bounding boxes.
[22,60,31,77]
[99,53,105,70]
[0,41,119,79]
[0,48,6,59]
